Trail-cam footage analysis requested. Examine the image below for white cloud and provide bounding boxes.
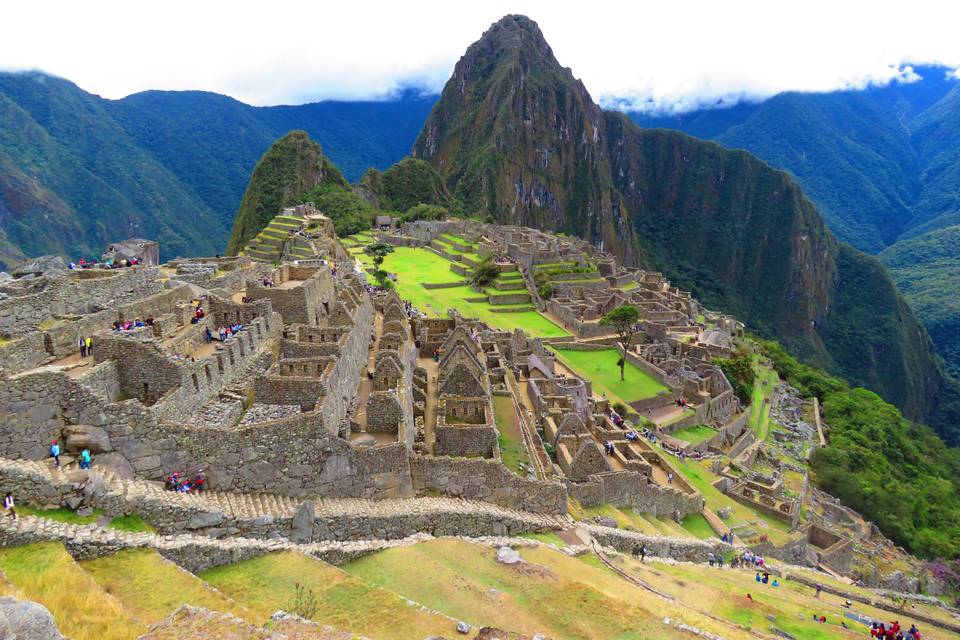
[1,0,959,111]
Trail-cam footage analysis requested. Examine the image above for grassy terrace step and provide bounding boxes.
[82,548,252,627]
[498,271,523,279]
[202,550,452,640]
[0,542,142,640]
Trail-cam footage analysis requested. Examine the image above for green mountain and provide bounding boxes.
[630,67,959,253]
[412,14,960,441]
[630,72,960,378]
[0,72,436,265]
[226,131,346,254]
[880,224,960,379]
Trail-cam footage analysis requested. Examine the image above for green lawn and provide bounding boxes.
[681,513,716,539]
[551,347,668,403]
[748,362,779,440]
[494,395,530,475]
[669,424,717,445]
[664,455,792,544]
[352,246,568,338]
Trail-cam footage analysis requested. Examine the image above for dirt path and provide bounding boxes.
[418,356,439,453]
[352,313,384,432]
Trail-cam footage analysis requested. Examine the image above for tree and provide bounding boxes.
[469,256,500,288]
[364,242,395,288]
[600,305,640,381]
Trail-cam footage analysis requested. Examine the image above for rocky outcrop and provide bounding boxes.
[0,596,65,640]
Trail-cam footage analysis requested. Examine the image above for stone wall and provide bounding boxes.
[410,455,567,514]
[587,525,729,562]
[566,471,704,518]
[254,375,326,410]
[434,424,497,458]
[366,392,402,433]
[0,267,162,339]
[0,333,50,377]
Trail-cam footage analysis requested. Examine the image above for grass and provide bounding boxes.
[107,514,155,533]
[352,246,568,338]
[18,505,102,525]
[81,548,250,625]
[551,347,668,404]
[681,513,717,539]
[343,538,687,639]
[748,362,779,440]
[669,424,718,445]
[519,531,567,546]
[0,542,143,640]
[201,550,452,639]
[493,395,530,475]
[664,455,792,544]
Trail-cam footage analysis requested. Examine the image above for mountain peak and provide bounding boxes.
[477,14,552,54]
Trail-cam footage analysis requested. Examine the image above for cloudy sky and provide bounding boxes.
[4,0,960,112]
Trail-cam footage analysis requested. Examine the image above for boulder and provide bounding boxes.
[94,453,136,479]
[80,471,107,501]
[0,596,65,639]
[289,501,315,544]
[456,621,471,634]
[495,546,522,565]
[12,255,66,279]
[186,511,224,530]
[62,424,113,454]
[594,516,618,529]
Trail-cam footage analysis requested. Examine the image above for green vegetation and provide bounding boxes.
[360,157,453,213]
[551,347,668,404]
[349,245,567,337]
[599,304,640,381]
[0,542,142,639]
[714,351,755,404]
[669,424,717,445]
[202,550,451,639]
[760,339,960,558]
[881,224,960,378]
[343,538,679,639]
[468,255,500,288]
[226,130,347,254]
[82,548,248,625]
[681,513,716,539]
[363,241,395,288]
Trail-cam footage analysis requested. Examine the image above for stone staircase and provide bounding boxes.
[240,214,312,264]
[0,456,572,543]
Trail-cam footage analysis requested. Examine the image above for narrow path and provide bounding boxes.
[352,312,383,435]
[418,356,439,453]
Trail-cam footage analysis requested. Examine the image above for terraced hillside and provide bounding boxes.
[345,233,568,338]
[5,537,955,639]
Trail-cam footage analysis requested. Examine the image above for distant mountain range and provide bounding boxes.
[630,67,960,378]
[0,72,435,265]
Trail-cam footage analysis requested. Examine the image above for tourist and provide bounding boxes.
[79,448,92,470]
[3,492,15,519]
[908,624,921,639]
[761,571,769,584]
[204,327,213,344]
[708,552,716,567]
[640,544,647,561]
[49,440,60,467]
[755,572,762,583]
[814,582,822,598]
[667,472,673,484]
[219,327,227,341]
[79,336,87,358]
[194,469,206,492]
[85,336,92,356]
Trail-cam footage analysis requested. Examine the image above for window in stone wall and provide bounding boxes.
[238,339,245,357]
[228,349,234,366]
[216,355,224,374]
[205,365,212,384]
[255,323,261,338]
[192,373,199,392]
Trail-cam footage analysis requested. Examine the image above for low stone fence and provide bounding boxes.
[587,525,729,562]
